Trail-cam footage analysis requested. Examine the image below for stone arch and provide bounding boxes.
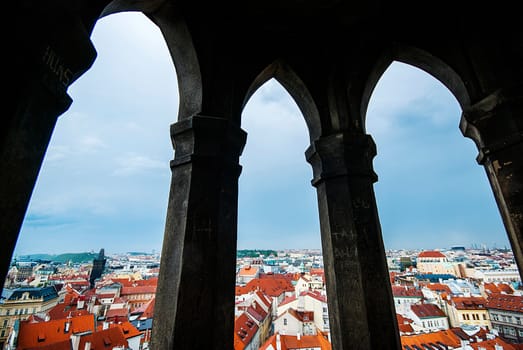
[361,44,471,131]
[100,1,202,121]
[243,60,322,142]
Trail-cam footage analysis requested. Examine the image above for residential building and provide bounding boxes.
[274,308,316,336]
[407,303,449,332]
[486,294,523,343]
[234,312,260,350]
[445,296,490,329]
[277,291,329,333]
[120,284,156,311]
[391,285,423,315]
[417,251,455,275]
[474,269,522,283]
[237,265,260,285]
[236,277,294,317]
[0,286,60,348]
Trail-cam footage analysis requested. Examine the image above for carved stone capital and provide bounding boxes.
[306,133,378,186]
[460,85,523,164]
[170,115,247,171]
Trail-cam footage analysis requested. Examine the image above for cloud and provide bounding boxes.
[112,153,167,176]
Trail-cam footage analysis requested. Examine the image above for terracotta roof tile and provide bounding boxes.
[392,285,423,298]
[234,312,259,350]
[486,294,523,312]
[260,333,331,350]
[239,266,259,276]
[401,329,461,349]
[120,285,157,295]
[449,296,487,310]
[411,304,446,318]
[236,278,294,297]
[418,251,447,258]
[17,314,95,349]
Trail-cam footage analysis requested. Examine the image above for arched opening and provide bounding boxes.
[366,61,514,340]
[2,11,177,349]
[236,78,328,348]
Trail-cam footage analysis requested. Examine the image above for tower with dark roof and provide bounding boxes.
[89,249,106,289]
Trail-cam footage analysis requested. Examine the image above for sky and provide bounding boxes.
[14,12,508,256]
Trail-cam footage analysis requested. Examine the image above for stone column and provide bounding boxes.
[151,115,247,349]
[306,132,400,350]
[460,86,523,274]
[1,16,96,287]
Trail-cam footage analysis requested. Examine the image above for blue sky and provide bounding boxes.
[14,12,508,255]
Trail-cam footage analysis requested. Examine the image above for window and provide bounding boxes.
[483,314,487,320]
[283,318,287,326]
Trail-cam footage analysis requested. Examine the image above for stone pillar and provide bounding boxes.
[460,86,523,274]
[306,132,400,350]
[1,15,96,287]
[151,115,247,349]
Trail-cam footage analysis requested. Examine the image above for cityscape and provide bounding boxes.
[1,245,523,349]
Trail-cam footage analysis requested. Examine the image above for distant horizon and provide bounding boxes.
[12,242,514,258]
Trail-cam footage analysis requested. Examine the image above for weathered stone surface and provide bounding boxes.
[2,2,523,350]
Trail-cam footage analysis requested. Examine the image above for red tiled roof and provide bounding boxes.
[236,278,294,297]
[25,328,129,350]
[486,294,523,312]
[392,285,423,298]
[98,321,142,340]
[398,323,414,333]
[120,285,157,295]
[17,314,95,349]
[131,297,155,319]
[397,314,415,334]
[255,291,273,310]
[484,282,514,295]
[234,312,259,350]
[299,290,327,303]
[260,333,331,350]
[450,296,487,310]
[279,295,297,307]
[285,309,315,323]
[401,329,461,349]
[469,338,517,350]
[239,266,259,276]
[397,314,413,325]
[418,251,447,258]
[410,303,446,318]
[47,302,91,320]
[425,283,452,294]
[105,308,129,321]
[246,305,267,322]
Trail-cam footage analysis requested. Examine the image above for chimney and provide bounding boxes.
[84,342,91,350]
[77,299,85,309]
[70,334,81,350]
[103,321,109,330]
[276,334,282,350]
